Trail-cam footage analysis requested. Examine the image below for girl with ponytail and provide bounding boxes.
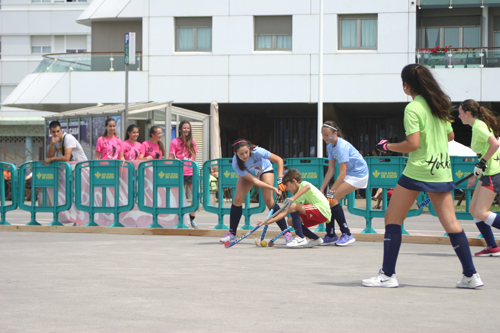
[219,139,293,245]
[458,99,500,257]
[140,126,165,160]
[95,118,123,160]
[363,64,482,289]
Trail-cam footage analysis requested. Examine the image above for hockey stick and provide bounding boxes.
[255,197,279,246]
[268,226,293,247]
[416,173,474,209]
[225,205,287,248]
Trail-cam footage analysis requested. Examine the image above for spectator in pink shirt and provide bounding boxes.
[122,124,142,161]
[140,126,165,160]
[169,120,199,229]
[95,118,124,160]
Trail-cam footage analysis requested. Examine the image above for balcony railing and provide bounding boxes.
[32,52,142,73]
[416,47,500,68]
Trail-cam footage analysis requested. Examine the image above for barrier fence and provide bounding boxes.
[1,162,18,225]
[0,156,480,232]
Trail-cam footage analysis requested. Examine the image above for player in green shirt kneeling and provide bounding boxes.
[258,168,331,248]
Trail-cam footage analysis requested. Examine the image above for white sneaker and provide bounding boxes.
[362,269,399,288]
[286,236,307,248]
[304,238,324,248]
[456,273,484,289]
[219,232,236,243]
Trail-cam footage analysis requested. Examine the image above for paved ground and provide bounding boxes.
[2,200,499,332]
[1,231,499,333]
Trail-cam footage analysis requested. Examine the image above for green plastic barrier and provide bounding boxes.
[75,160,134,227]
[348,156,422,234]
[429,156,477,221]
[0,162,18,225]
[427,156,482,237]
[18,161,72,226]
[137,159,199,229]
[284,158,329,232]
[202,159,266,230]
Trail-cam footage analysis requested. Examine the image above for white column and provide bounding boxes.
[317,0,324,158]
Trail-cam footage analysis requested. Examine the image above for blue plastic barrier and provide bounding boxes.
[137,159,199,229]
[202,159,266,230]
[18,161,72,226]
[0,162,18,225]
[75,160,134,227]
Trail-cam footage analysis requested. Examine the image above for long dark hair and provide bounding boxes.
[178,120,196,158]
[149,126,166,157]
[401,64,452,122]
[462,99,500,137]
[233,138,257,171]
[125,124,139,141]
[322,120,344,138]
[102,118,118,138]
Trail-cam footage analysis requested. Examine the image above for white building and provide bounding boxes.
[2,0,500,161]
[0,0,91,165]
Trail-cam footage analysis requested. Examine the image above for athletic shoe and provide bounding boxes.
[190,218,199,229]
[335,233,356,246]
[362,269,399,288]
[284,232,293,244]
[320,234,338,246]
[219,232,236,243]
[286,236,307,248]
[474,246,500,257]
[304,237,324,248]
[456,273,484,289]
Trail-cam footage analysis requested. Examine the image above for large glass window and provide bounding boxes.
[175,17,212,52]
[254,16,292,51]
[31,36,52,54]
[339,15,377,50]
[423,26,479,48]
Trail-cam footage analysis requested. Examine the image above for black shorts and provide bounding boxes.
[184,176,193,185]
[480,173,500,194]
[397,174,456,193]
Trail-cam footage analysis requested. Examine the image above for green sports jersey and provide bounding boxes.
[294,181,331,222]
[471,119,500,176]
[403,95,453,182]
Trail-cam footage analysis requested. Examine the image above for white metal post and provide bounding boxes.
[317,0,324,158]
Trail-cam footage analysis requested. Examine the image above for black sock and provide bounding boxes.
[302,225,319,240]
[273,203,288,231]
[229,204,242,235]
[476,221,497,248]
[331,204,350,235]
[290,212,304,238]
[326,216,336,237]
[382,224,402,277]
[449,230,476,277]
[189,215,195,221]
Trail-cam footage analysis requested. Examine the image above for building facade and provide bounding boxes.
[0,0,91,165]
[2,0,500,161]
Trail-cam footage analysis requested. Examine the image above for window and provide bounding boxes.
[175,17,212,52]
[254,16,292,51]
[65,35,87,53]
[423,26,480,48]
[31,36,52,54]
[339,15,377,50]
[0,38,2,60]
[32,0,87,3]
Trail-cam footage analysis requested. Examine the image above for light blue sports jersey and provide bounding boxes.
[232,147,272,178]
[327,137,368,178]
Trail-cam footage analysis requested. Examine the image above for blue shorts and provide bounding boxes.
[397,174,456,193]
[480,173,500,194]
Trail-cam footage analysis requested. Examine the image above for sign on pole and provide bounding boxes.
[124,32,136,65]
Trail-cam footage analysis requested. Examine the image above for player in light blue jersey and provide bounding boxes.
[319,120,369,246]
[219,139,293,244]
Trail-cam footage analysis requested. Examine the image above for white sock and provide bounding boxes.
[485,212,497,226]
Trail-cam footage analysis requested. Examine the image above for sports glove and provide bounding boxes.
[277,177,286,192]
[326,190,335,205]
[283,198,294,208]
[376,140,389,152]
[474,158,487,177]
